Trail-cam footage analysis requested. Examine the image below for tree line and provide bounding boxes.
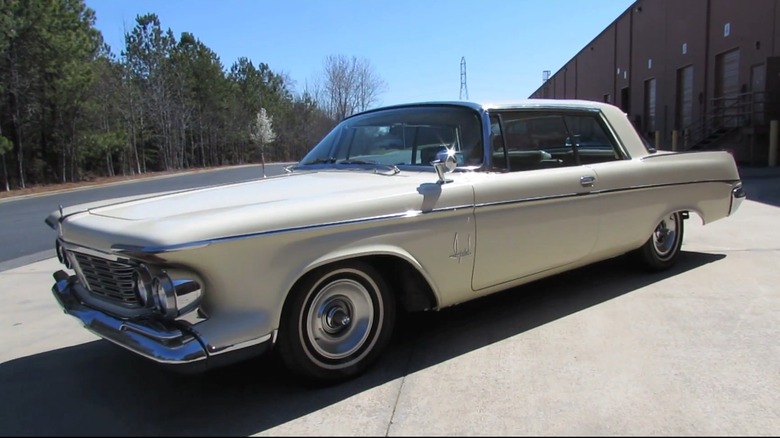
[0,0,386,191]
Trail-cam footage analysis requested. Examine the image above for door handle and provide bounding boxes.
[580,175,596,187]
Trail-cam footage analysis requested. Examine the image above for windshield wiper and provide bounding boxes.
[304,157,336,164]
[337,159,379,165]
[337,159,399,175]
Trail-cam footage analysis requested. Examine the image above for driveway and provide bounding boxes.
[1,193,778,436]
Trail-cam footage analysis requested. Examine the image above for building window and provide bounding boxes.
[682,43,687,54]
[724,23,731,37]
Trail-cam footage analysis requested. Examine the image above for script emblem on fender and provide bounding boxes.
[449,233,472,263]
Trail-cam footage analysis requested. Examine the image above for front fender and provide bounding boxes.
[299,243,442,305]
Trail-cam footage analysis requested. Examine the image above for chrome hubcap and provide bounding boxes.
[324,303,352,333]
[306,278,373,360]
[653,214,679,260]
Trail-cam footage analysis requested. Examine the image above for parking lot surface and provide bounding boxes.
[1,181,778,436]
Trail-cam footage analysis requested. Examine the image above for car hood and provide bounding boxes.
[53,169,476,252]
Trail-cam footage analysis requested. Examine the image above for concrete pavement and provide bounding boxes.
[1,192,779,435]
[739,165,780,207]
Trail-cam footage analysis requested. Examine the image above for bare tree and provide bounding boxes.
[318,55,386,120]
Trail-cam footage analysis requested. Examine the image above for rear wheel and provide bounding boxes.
[276,261,395,384]
[636,212,684,271]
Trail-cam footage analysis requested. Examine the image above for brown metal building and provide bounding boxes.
[529,0,780,166]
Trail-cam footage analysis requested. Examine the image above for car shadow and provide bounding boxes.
[0,250,725,436]
[740,170,780,208]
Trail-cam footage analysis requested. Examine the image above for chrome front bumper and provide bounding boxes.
[729,183,746,216]
[51,272,273,372]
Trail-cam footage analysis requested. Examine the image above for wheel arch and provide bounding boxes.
[280,247,440,323]
[647,207,698,235]
[623,208,694,255]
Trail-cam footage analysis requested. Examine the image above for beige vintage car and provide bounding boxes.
[46,100,745,384]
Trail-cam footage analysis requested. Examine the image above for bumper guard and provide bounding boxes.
[730,183,746,216]
[52,273,210,371]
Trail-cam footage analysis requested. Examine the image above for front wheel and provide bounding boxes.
[276,261,395,385]
[635,211,685,271]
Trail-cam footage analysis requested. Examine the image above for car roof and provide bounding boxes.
[479,99,615,112]
[346,99,617,120]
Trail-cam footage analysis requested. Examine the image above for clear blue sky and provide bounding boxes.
[86,0,635,106]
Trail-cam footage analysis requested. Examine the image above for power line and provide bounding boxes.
[459,56,469,101]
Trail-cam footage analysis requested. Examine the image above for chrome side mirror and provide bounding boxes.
[433,149,457,184]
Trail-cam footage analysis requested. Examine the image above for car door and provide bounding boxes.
[562,110,651,260]
[471,111,601,291]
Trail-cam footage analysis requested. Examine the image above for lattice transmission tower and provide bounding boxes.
[459,56,469,100]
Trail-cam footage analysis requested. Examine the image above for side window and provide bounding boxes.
[494,111,623,172]
[498,112,574,172]
[563,115,622,164]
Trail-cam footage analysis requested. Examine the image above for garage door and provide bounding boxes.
[676,65,693,130]
[715,49,740,127]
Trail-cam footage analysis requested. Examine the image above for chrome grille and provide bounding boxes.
[71,252,139,307]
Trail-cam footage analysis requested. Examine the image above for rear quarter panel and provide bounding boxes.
[588,150,741,257]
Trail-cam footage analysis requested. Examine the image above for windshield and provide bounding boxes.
[299,106,484,168]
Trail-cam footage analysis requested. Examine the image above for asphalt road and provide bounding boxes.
[0,164,289,271]
[1,195,778,436]
[2,163,777,272]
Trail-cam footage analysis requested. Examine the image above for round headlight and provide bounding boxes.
[132,267,153,306]
[152,273,176,318]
